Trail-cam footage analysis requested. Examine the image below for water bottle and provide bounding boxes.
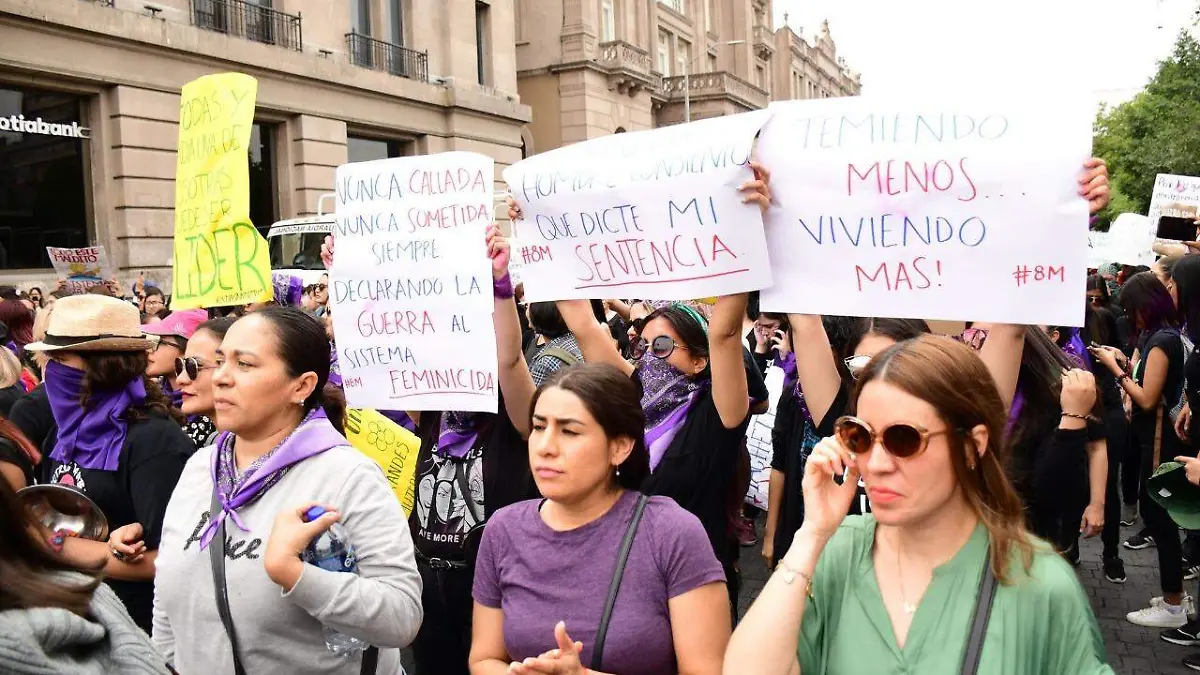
[301,505,370,656]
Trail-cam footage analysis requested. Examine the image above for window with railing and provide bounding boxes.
[345,33,429,82]
[658,0,685,15]
[657,31,670,74]
[191,0,302,51]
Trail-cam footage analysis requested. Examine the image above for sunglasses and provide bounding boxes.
[954,327,989,351]
[844,354,872,379]
[630,334,686,360]
[174,356,216,380]
[834,415,955,460]
[153,338,185,353]
[628,317,648,335]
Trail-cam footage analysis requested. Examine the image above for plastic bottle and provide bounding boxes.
[301,505,370,656]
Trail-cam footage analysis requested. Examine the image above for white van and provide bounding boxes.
[266,193,334,285]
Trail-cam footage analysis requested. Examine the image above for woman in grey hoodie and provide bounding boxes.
[0,478,170,675]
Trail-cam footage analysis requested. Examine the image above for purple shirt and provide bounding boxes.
[473,491,725,675]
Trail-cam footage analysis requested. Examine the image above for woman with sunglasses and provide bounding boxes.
[508,167,770,620]
[1091,271,1189,628]
[174,317,234,449]
[726,335,1114,675]
[311,274,330,318]
[143,310,208,413]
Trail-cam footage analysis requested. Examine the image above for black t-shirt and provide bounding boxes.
[1132,328,1185,472]
[638,387,749,566]
[0,382,25,417]
[10,383,53,455]
[770,386,847,563]
[1186,348,1200,449]
[410,406,536,564]
[0,436,33,486]
[38,412,193,632]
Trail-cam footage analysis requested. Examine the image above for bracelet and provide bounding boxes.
[1117,373,1132,383]
[775,559,814,598]
[1061,412,1089,421]
[493,273,514,300]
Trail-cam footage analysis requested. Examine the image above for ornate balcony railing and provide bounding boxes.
[596,40,661,94]
[661,71,770,110]
[346,33,429,83]
[191,0,303,51]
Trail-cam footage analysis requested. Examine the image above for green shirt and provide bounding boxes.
[798,516,1114,675]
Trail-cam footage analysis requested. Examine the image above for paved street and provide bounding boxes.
[736,520,1195,675]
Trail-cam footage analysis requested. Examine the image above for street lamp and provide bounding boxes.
[684,39,745,123]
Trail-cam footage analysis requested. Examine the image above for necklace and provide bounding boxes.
[896,538,918,614]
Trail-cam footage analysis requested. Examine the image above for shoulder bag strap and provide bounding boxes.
[208,490,381,675]
[590,493,650,671]
[208,489,248,675]
[540,346,580,368]
[960,547,998,675]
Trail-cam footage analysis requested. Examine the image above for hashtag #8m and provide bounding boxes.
[1012,265,1065,287]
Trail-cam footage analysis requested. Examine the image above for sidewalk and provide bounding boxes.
[736,521,1194,675]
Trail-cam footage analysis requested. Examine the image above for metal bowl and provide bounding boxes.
[18,484,110,542]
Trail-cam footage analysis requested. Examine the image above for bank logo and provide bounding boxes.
[0,115,90,139]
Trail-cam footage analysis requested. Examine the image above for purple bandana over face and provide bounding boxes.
[437,410,486,459]
[162,377,183,409]
[45,360,147,472]
[638,355,707,471]
[199,408,347,550]
[272,273,304,307]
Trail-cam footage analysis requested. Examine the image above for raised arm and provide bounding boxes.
[710,294,750,429]
[786,314,842,425]
[488,226,536,437]
[978,324,1025,409]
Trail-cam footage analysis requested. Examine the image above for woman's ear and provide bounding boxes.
[693,356,709,376]
[965,424,989,469]
[292,371,320,406]
[609,435,635,468]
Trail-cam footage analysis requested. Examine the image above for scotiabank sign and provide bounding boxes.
[0,115,89,139]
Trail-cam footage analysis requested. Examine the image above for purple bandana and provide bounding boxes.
[792,377,815,425]
[777,352,798,391]
[328,342,342,388]
[1006,387,1026,439]
[199,409,348,550]
[162,377,183,408]
[45,360,146,472]
[272,273,304,307]
[1061,328,1092,370]
[638,355,707,470]
[437,410,486,459]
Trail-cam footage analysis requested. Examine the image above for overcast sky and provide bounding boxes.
[773,0,1197,106]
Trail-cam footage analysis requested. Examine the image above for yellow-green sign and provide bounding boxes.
[343,408,420,516]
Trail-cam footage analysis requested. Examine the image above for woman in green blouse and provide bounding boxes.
[725,335,1114,675]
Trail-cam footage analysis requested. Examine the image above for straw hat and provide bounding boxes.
[25,295,155,352]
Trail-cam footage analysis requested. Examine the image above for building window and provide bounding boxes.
[601,0,615,41]
[388,0,404,44]
[676,39,690,77]
[347,136,412,162]
[756,64,767,92]
[350,0,371,35]
[707,54,716,72]
[705,0,713,32]
[248,123,278,236]
[476,1,491,85]
[658,0,685,15]
[0,85,91,269]
[657,30,670,74]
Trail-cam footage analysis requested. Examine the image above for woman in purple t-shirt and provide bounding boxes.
[469,363,729,675]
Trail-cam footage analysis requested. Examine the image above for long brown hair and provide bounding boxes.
[855,334,1035,584]
[0,477,101,616]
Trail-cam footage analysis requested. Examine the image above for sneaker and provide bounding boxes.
[1121,504,1139,527]
[1163,620,1200,646]
[1128,601,1189,628]
[1185,653,1200,671]
[1124,531,1156,550]
[1151,594,1198,618]
[1103,556,1127,583]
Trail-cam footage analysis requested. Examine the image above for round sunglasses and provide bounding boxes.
[834,415,955,459]
[175,356,217,380]
[630,334,687,360]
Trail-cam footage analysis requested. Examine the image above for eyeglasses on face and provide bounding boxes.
[834,416,955,460]
[174,356,216,380]
[630,334,687,360]
[628,317,648,335]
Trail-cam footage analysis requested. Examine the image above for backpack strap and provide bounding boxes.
[590,494,649,671]
[539,346,580,368]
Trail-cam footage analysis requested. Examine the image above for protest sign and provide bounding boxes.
[171,73,272,309]
[1099,213,1156,267]
[1086,231,1110,269]
[332,152,499,413]
[745,365,784,509]
[757,98,1093,326]
[344,408,420,516]
[46,246,113,294]
[1149,174,1200,242]
[502,111,773,303]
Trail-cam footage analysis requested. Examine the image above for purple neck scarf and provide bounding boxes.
[328,342,343,389]
[792,377,815,425]
[45,360,146,472]
[199,409,348,550]
[437,410,486,459]
[639,355,707,471]
[162,377,183,409]
[777,352,798,391]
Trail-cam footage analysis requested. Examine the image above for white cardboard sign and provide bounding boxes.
[1149,173,1200,242]
[503,111,774,302]
[331,152,499,413]
[756,97,1093,326]
[46,246,114,294]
